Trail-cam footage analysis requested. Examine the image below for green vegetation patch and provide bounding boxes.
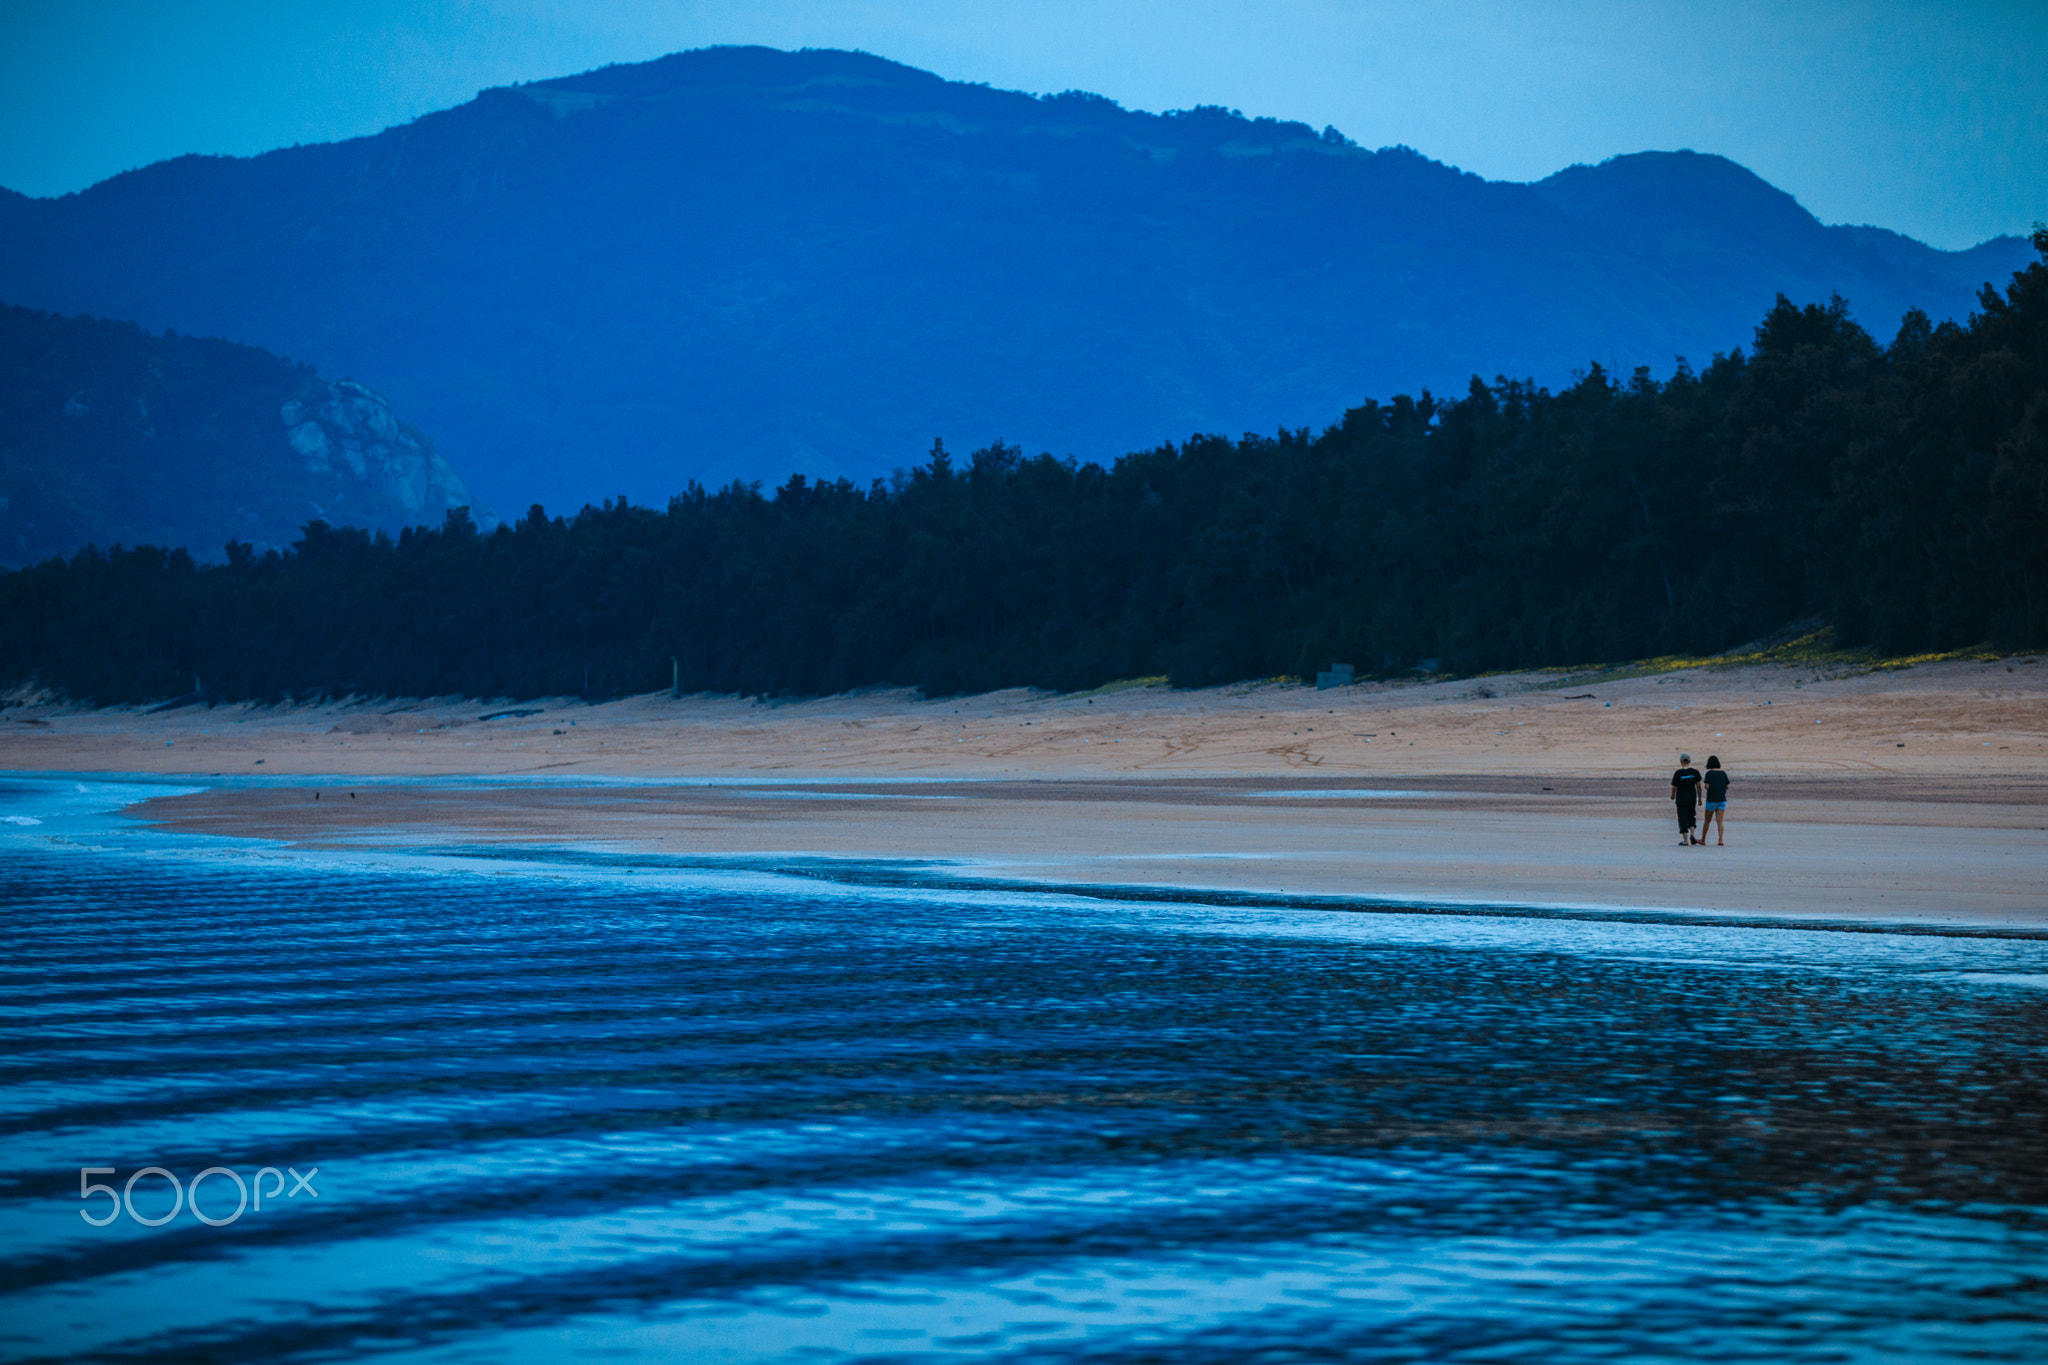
[1532,627,2008,689]
[1063,676,1171,699]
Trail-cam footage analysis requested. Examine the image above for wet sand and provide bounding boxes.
[7,655,2046,926]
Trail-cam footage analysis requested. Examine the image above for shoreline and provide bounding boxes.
[109,772,2048,931]
[9,769,2044,937]
[7,656,2046,930]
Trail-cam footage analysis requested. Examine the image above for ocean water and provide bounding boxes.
[2,776,2046,1362]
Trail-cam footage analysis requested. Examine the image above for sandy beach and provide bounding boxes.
[7,655,2046,926]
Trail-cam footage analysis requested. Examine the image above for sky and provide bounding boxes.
[2,0,2042,251]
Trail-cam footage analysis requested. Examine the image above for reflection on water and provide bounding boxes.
[1,785,2045,1361]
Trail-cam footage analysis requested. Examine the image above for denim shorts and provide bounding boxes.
[1704,801,1725,812]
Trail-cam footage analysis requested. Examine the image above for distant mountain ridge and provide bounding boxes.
[0,45,2029,518]
[1528,151,2025,342]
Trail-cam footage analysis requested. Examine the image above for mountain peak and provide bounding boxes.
[523,44,943,100]
[1534,149,1822,243]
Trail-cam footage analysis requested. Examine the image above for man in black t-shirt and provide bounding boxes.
[1670,753,1702,846]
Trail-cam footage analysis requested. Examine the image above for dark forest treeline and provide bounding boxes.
[4,233,2045,704]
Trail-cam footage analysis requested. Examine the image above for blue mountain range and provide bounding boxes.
[0,45,2029,524]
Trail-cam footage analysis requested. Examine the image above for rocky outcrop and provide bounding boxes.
[280,379,469,515]
[0,303,483,568]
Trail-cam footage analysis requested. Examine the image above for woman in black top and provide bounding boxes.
[1671,753,1702,846]
[1700,756,1730,846]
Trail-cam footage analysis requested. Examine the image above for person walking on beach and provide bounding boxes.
[1671,753,1702,846]
[1699,756,1730,846]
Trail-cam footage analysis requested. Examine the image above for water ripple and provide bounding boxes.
[1,798,2045,1361]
